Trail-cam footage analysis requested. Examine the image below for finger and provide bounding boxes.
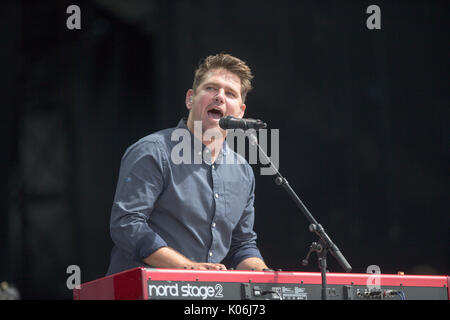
[189,264,207,270]
[213,264,227,270]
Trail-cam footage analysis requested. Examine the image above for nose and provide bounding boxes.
[214,89,225,104]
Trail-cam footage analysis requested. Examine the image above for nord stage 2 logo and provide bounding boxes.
[148,281,227,300]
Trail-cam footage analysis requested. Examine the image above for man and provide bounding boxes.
[106,53,269,275]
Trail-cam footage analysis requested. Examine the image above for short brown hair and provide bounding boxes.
[192,53,254,102]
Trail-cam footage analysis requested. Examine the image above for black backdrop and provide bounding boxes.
[1,0,448,299]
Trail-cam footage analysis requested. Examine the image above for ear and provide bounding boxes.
[237,103,246,118]
[185,89,194,110]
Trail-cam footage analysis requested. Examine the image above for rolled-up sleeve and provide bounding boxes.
[222,166,264,269]
[110,140,168,262]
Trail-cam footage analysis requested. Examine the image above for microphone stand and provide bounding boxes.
[248,132,352,300]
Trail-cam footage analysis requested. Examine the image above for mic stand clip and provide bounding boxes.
[301,226,329,300]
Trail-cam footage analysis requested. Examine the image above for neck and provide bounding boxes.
[187,119,226,163]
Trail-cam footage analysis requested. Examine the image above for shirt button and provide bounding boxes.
[212,222,216,228]
[212,164,215,169]
[209,251,213,257]
[214,193,219,199]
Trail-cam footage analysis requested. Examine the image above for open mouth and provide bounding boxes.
[207,108,224,120]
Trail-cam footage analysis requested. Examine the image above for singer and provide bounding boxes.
[106,53,269,275]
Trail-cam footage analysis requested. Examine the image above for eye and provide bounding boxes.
[226,91,236,98]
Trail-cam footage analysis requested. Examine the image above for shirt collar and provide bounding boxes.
[176,118,229,164]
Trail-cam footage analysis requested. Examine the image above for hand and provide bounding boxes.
[186,262,227,270]
[143,247,227,270]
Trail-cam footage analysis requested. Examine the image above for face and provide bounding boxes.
[186,68,246,136]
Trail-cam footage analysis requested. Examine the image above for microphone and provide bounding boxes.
[219,116,267,130]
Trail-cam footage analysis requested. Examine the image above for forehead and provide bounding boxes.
[200,68,242,91]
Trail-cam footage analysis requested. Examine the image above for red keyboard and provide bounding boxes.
[73,267,449,300]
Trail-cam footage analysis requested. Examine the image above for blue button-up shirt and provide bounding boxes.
[106,119,264,275]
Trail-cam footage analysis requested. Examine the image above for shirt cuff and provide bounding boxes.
[135,232,168,261]
[227,247,264,270]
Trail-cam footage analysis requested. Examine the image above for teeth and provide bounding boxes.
[208,109,223,120]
